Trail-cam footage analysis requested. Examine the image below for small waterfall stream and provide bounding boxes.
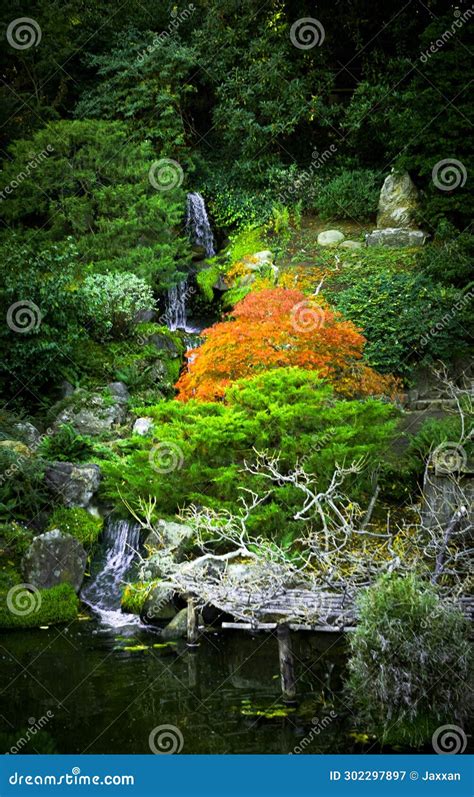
[166,192,215,332]
[186,191,216,258]
[81,519,141,629]
[166,280,189,331]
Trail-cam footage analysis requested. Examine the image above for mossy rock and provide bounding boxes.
[0,582,79,629]
[47,507,103,550]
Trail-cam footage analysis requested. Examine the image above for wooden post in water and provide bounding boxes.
[187,596,199,646]
[277,623,297,704]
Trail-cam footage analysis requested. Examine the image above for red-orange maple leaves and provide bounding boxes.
[176,288,398,402]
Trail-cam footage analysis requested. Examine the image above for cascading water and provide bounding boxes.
[81,519,141,629]
[185,191,216,258]
[166,280,189,331]
[166,192,215,332]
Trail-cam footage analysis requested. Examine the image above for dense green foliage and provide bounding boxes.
[348,575,472,746]
[1,120,189,286]
[0,0,471,756]
[314,170,380,222]
[102,368,397,538]
[333,269,470,376]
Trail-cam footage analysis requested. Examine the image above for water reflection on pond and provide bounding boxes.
[1,620,359,754]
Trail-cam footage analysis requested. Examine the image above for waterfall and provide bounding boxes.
[81,519,141,629]
[166,279,189,331]
[165,192,215,332]
[185,191,216,258]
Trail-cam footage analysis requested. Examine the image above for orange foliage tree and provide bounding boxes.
[176,288,398,402]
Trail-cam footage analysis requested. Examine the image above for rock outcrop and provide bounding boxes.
[22,529,87,593]
[45,462,101,508]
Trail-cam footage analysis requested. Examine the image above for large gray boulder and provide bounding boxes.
[366,228,428,248]
[22,529,87,593]
[106,381,129,406]
[161,607,188,640]
[145,520,194,560]
[53,391,125,435]
[45,462,101,508]
[317,230,345,246]
[140,585,177,625]
[144,332,181,358]
[377,171,420,229]
[11,422,42,451]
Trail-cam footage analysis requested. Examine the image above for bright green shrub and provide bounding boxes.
[347,574,472,746]
[0,583,79,629]
[196,264,223,302]
[101,368,397,539]
[314,170,380,221]
[79,272,155,341]
[47,508,103,549]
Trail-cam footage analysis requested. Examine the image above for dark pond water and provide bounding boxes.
[0,617,367,755]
